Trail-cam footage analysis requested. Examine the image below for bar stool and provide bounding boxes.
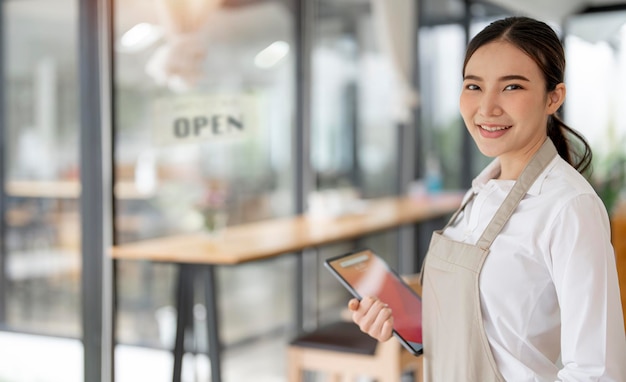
[287,274,423,382]
[288,321,422,382]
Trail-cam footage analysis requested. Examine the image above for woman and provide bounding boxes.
[348,16,626,381]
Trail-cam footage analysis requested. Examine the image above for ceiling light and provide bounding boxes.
[254,41,290,69]
[120,23,163,52]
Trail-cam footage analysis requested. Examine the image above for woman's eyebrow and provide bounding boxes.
[499,74,530,82]
[463,74,482,81]
[463,74,531,82]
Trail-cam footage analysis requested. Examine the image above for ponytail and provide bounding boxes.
[548,115,592,174]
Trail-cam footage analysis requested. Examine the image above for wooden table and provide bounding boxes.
[110,193,463,382]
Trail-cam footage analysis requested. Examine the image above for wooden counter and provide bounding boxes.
[111,193,463,265]
[5,179,149,199]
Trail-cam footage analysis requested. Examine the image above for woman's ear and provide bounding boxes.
[547,83,566,114]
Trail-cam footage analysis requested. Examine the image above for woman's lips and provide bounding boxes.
[478,124,511,138]
[479,124,511,132]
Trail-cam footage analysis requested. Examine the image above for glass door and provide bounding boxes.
[0,0,83,380]
[112,0,297,379]
[1,0,81,341]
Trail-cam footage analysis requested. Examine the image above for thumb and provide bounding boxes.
[348,298,360,311]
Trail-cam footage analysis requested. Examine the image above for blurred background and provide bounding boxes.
[0,0,625,381]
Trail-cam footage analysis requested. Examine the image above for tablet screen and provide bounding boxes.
[325,249,423,355]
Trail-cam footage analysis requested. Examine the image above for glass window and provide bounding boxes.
[2,0,81,338]
[311,3,399,197]
[418,23,467,190]
[418,7,512,191]
[565,11,626,214]
[311,0,413,323]
[113,0,297,358]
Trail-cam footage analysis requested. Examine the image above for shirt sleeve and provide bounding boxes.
[548,193,626,381]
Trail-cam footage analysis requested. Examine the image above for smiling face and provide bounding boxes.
[460,40,565,177]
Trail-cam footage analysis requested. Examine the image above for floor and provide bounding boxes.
[0,330,289,382]
[0,330,418,382]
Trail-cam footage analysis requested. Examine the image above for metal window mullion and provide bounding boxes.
[293,0,315,333]
[79,0,114,381]
[0,0,7,324]
[396,0,420,274]
[295,0,314,213]
[460,0,473,188]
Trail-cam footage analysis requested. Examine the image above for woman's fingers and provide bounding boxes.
[348,298,360,311]
[367,299,393,340]
[377,312,394,340]
[350,296,394,341]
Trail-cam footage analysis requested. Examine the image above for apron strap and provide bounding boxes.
[441,192,477,232]
[420,191,477,285]
[476,138,558,249]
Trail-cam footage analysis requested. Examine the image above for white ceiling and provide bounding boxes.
[487,0,626,22]
[4,0,626,79]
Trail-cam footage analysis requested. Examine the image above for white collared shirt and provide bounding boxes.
[443,156,626,381]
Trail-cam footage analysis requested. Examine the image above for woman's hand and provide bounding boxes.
[348,296,394,341]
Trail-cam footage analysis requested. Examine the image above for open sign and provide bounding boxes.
[153,94,256,145]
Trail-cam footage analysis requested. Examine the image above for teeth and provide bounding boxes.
[480,125,510,132]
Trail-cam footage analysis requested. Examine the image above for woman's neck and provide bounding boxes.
[497,138,546,180]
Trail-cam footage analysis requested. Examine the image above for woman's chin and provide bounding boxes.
[475,144,502,159]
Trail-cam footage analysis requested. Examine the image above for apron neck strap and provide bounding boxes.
[476,138,558,249]
[442,192,476,232]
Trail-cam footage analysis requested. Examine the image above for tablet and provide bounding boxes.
[324,248,423,356]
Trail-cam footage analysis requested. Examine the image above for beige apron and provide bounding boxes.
[421,139,557,381]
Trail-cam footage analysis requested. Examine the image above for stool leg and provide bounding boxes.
[415,356,424,382]
[287,347,304,382]
[378,358,403,382]
[173,265,194,382]
[328,374,342,382]
[381,370,402,382]
[202,265,223,382]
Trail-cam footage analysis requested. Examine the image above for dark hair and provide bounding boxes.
[463,16,592,174]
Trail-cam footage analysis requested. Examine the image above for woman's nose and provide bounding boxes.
[479,92,503,116]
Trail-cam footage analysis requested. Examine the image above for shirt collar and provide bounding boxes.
[471,158,501,194]
[471,156,558,197]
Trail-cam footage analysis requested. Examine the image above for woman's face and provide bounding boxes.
[459,41,564,163]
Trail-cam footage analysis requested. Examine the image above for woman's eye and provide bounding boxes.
[504,84,522,91]
[465,84,479,91]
